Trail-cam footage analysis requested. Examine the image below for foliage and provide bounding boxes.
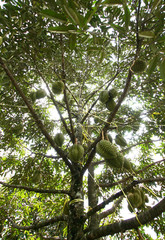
[0,0,165,239]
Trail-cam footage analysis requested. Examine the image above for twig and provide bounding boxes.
[0,181,70,195]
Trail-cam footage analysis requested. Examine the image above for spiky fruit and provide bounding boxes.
[68,144,84,162]
[106,98,116,111]
[105,151,124,168]
[115,134,127,147]
[30,91,36,103]
[131,59,146,73]
[109,88,118,99]
[52,81,64,94]
[96,140,117,159]
[54,133,64,147]
[36,89,46,99]
[123,158,132,171]
[99,90,109,103]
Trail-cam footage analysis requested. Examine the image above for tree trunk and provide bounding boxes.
[67,166,84,240]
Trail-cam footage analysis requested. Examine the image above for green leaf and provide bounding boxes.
[139,31,155,38]
[160,59,165,81]
[69,34,76,50]
[147,55,159,76]
[124,5,130,30]
[110,24,125,34]
[40,9,67,23]
[63,5,81,26]
[102,0,123,6]
[0,36,3,45]
[48,25,77,34]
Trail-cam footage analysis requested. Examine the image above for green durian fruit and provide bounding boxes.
[109,88,118,99]
[106,98,116,111]
[115,134,127,147]
[30,91,36,103]
[107,133,113,143]
[36,89,46,99]
[123,158,132,171]
[54,133,64,147]
[96,140,117,159]
[99,90,109,103]
[127,193,135,207]
[131,59,146,73]
[68,144,84,162]
[133,193,143,208]
[52,81,64,94]
[105,151,124,169]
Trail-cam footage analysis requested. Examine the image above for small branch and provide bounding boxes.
[99,175,165,189]
[60,34,75,142]
[136,228,144,240]
[85,198,165,239]
[8,215,67,230]
[99,197,123,220]
[120,139,161,153]
[0,181,70,195]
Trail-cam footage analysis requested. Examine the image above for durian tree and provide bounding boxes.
[0,0,165,239]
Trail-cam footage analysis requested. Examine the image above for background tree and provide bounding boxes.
[0,0,165,239]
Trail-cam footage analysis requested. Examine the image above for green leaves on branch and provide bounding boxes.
[139,31,155,39]
[102,0,123,6]
[41,9,67,23]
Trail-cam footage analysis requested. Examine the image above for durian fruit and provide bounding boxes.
[52,81,64,94]
[68,143,84,162]
[30,91,36,103]
[131,59,146,73]
[106,98,116,111]
[115,134,127,147]
[109,88,118,99]
[105,151,124,168]
[123,158,132,171]
[54,133,64,147]
[96,140,117,159]
[99,90,109,103]
[127,190,142,210]
[36,89,46,99]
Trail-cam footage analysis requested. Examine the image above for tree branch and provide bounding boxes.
[0,181,70,195]
[85,198,165,239]
[8,215,67,230]
[99,159,165,188]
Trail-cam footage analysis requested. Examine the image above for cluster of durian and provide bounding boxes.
[99,88,117,111]
[96,139,132,171]
[30,89,46,102]
[127,187,149,212]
